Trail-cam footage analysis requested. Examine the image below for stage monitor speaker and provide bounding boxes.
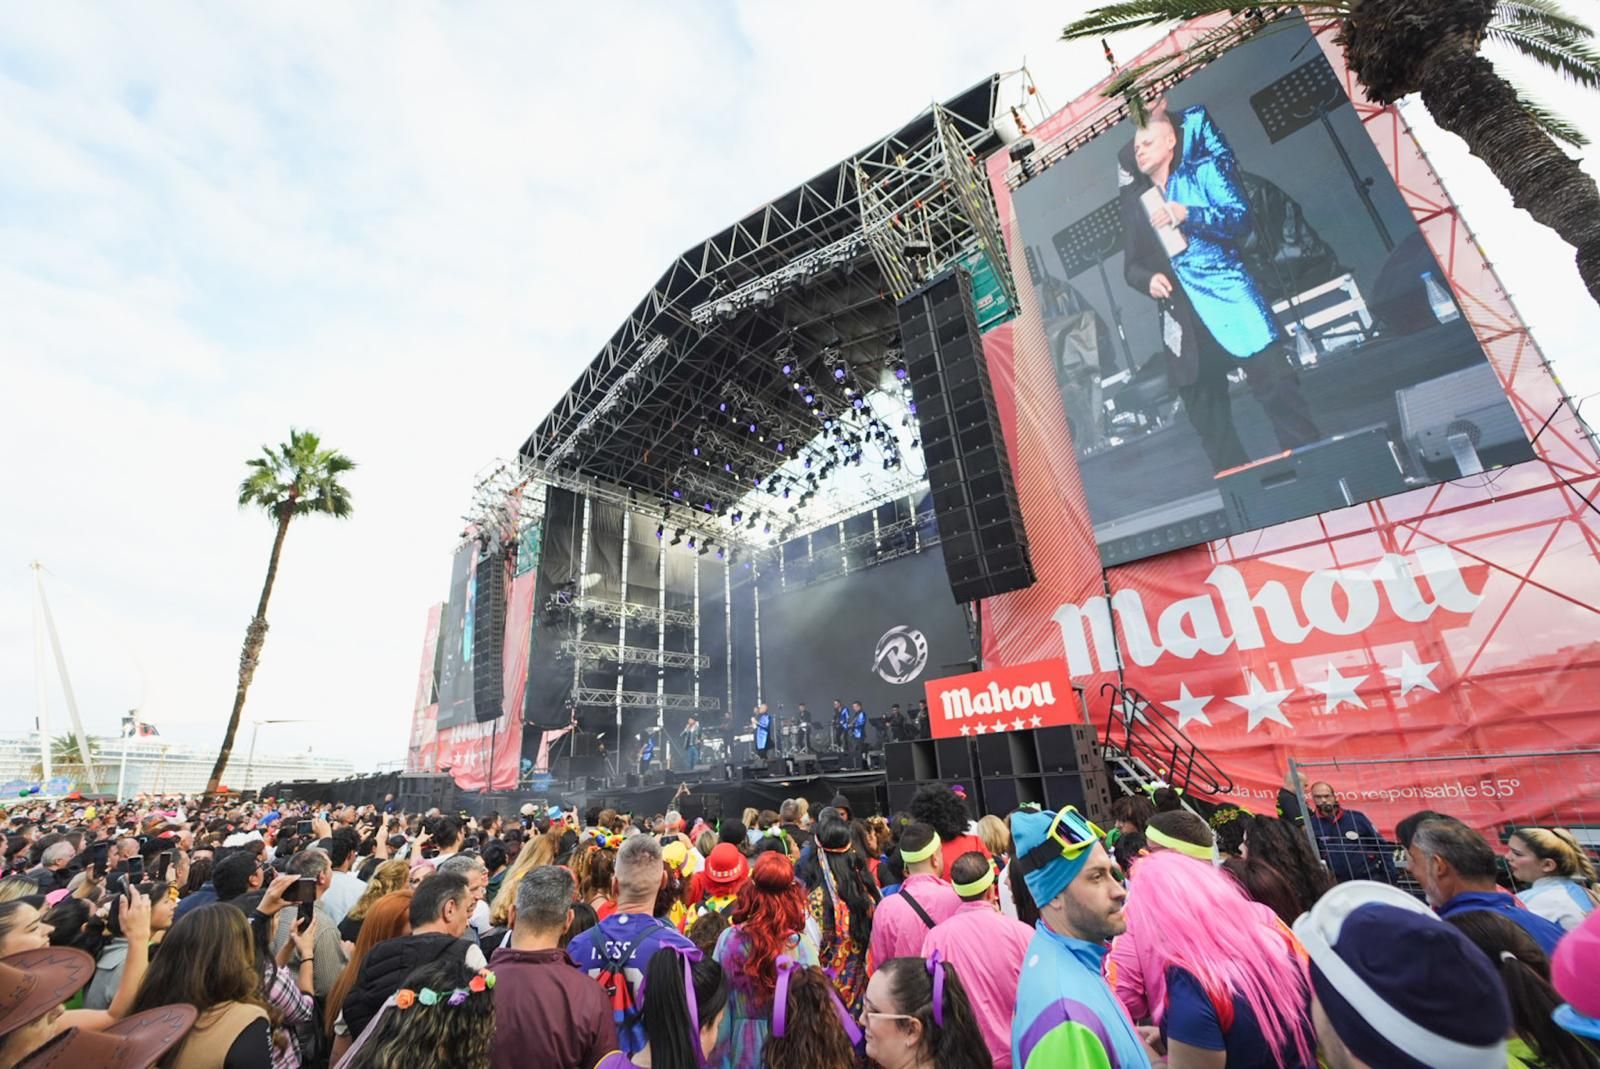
[817,753,848,775]
[472,551,508,722]
[975,730,1042,778]
[884,739,939,784]
[1218,424,1406,533]
[1035,725,1104,775]
[934,737,973,780]
[1043,771,1115,826]
[898,267,1035,604]
[979,776,1047,817]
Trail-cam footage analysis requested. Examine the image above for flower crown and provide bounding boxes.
[394,969,495,1010]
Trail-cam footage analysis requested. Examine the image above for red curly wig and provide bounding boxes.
[727,852,808,1009]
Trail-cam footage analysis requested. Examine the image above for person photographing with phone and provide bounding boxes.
[265,848,350,998]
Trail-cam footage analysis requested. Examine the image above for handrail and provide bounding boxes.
[1099,682,1235,797]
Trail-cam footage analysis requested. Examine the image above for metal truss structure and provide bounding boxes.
[558,640,710,671]
[546,590,697,630]
[516,78,1006,528]
[573,688,720,713]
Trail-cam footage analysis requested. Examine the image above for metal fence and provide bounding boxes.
[1286,748,1600,894]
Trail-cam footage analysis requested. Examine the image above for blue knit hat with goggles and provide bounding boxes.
[1010,805,1106,909]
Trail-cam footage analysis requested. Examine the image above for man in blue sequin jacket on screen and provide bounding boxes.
[1120,102,1320,474]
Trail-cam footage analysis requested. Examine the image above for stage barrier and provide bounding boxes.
[1286,748,1600,887]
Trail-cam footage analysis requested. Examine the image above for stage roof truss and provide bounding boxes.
[515,78,1005,530]
[574,688,720,713]
[558,640,711,670]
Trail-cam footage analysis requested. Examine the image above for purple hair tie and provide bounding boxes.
[639,944,707,1065]
[772,955,862,1047]
[927,949,946,1028]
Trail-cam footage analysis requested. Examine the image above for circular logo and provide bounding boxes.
[873,625,929,685]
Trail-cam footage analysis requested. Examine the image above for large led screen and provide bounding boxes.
[1010,19,1533,565]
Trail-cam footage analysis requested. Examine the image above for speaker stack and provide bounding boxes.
[472,551,508,722]
[897,267,1035,603]
[974,724,1112,825]
[882,737,980,816]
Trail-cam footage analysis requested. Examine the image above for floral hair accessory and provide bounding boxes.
[395,990,416,1010]
[395,970,495,1011]
[447,989,468,1007]
[417,988,439,1007]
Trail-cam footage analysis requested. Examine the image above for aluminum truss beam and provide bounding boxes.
[558,640,710,670]
[574,688,720,712]
[549,592,696,630]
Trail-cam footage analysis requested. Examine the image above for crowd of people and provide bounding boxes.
[1,779,1597,1068]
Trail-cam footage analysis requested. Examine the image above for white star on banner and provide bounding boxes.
[991,721,1007,735]
[1227,672,1296,732]
[1384,651,1440,696]
[974,722,988,735]
[1012,717,1026,731]
[1162,682,1214,729]
[1029,715,1043,728]
[959,725,971,737]
[1306,662,1369,714]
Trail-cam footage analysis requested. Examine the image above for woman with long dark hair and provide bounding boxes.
[763,961,859,1069]
[1241,815,1332,917]
[342,957,495,1069]
[712,853,819,1069]
[1447,910,1599,1069]
[130,902,282,1069]
[597,948,729,1069]
[861,956,992,1069]
[795,821,877,1015]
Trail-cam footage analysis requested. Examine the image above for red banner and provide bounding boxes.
[975,17,1600,840]
[428,566,533,792]
[407,603,443,774]
[926,659,1077,739]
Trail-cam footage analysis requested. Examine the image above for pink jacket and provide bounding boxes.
[921,901,1033,1068]
[869,874,962,967]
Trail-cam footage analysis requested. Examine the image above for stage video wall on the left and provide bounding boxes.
[434,542,477,728]
[1010,17,1532,565]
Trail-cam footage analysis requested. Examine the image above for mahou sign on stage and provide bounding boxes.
[925,659,1077,740]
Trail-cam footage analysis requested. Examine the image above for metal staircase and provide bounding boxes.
[1099,683,1234,812]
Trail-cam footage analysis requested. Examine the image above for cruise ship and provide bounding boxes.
[0,735,355,798]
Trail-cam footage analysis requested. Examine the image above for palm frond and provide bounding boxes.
[1496,0,1593,40]
[1487,16,1600,87]
[1064,0,1226,39]
[1508,78,1590,145]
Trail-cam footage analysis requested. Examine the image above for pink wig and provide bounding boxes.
[1125,849,1313,1067]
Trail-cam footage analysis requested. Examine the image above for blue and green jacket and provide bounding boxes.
[1012,923,1152,1069]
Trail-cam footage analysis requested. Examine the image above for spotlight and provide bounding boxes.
[655,524,665,539]
[725,462,733,472]
[833,366,847,382]
[763,522,771,534]
[731,511,742,524]
[716,548,725,559]
[672,489,682,498]
[903,239,932,260]
[719,401,728,412]
[844,386,854,397]
[671,528,685,545]
[749,422,758,433]
[776,441,784,453]
[803,391,814,404]
[715,298,737,320]
[853,397,865,409]
[894,362,908,381]
[781,363,793,376]
[692,445,700,456]
[688,536,696,548]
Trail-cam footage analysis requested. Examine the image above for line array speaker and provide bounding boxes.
[897,267,1034,603]
[472,552,508,722]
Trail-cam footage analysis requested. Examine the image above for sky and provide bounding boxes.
[3,4,1597,773]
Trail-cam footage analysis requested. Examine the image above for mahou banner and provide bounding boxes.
[976,16,1600,839]
[926,659,1076,740]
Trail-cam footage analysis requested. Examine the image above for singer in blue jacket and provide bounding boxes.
[1120,102,1319,474]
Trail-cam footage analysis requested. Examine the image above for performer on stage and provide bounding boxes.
[794,702,813,753]
[887,703,909,742]
[637,731,656,777]
[753,702,774,759]
[680,716,701,771]
[831,699,849,752]
[848,700,868,767]
[1119,101,1319,474]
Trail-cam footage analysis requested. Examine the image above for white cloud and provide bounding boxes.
[1,4,1594,773]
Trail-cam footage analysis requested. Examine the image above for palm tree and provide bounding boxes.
[30,735,102,784]
[1060,1,1600,304]
[206,429,354,795]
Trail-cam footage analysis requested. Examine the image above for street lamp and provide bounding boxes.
[243,719,316,791]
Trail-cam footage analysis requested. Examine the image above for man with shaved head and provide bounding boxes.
[1307,781,1394,884]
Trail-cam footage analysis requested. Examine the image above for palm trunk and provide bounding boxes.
[1418,45,1600,305]
[205,509,292,795]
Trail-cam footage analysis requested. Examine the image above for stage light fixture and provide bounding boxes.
[763,522,771,534]
[688,535,696,548]
[853,397,865,409]
[719,401,728,412]
[749,422,758,433]
[655,524,665,539]
[781,362,793,376]
[715,298,737,320]
[672,489,682,498]
[724,462,733,472]
[692,445,700,456]
[671,529,685,545]
[776,441,784,452]
[903,239,932,260]
[731,511,742,524]
[803,391,814,404]
[1009,137,1038,181]
[716,548,725,559]
[894,362,908,381]
[833,366,847,381]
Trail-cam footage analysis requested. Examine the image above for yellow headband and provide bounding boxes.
[952,863,996,898]
[1144,826,1213,861]
[901,837,941,865]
